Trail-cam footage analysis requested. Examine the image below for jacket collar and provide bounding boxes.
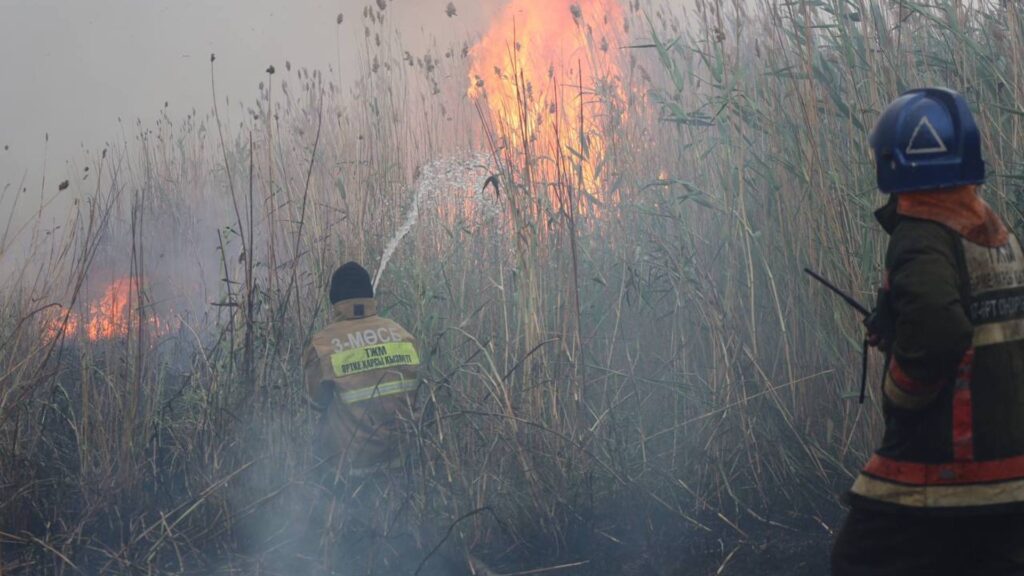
[875,186,1009,248]
[332,298,377,322]
[874,196,900,235]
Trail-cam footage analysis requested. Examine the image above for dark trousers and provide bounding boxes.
[831,507,1024,576]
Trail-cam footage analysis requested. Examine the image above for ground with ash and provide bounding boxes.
[464,511,836,576]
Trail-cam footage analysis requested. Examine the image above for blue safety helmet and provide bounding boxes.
[869,87,985,194]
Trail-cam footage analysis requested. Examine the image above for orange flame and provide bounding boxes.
[468,0,625,211]
[87,277,138,340]
[43,276,169,343]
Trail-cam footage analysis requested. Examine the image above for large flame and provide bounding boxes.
[44,277,168,343]
[468,0,625,211]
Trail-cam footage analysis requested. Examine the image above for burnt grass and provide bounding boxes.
[8,339,841,576]
[479,507,837,576]
[243,504,837,575]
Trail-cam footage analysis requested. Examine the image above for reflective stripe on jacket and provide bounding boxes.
[303,298,419,469]
[849,199,1024,513]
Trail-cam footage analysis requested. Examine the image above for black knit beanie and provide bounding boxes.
[330,261,373,304]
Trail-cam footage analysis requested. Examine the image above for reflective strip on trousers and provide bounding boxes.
[339,379,418,404]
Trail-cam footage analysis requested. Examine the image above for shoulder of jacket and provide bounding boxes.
[890,217,960,254]
[378,316,416,339]
[312,319,352,342]
[893,216,956,237]
[302,343,319,359]
[390,318,415,334]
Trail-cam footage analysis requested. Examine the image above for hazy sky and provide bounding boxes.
[0,0,498,201]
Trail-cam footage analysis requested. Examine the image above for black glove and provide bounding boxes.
[864,287,896,353]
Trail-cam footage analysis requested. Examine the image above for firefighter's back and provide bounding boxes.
[304,265,420,472]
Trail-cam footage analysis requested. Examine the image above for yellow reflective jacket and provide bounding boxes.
[304,298,420,469]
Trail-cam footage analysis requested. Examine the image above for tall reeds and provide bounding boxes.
[2,1,1024,573]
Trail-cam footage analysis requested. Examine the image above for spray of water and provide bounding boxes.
[373,153,495,290]
[373,186,421,291]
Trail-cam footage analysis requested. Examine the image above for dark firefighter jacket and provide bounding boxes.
[304,298,420,470]
[849,187,1024,513]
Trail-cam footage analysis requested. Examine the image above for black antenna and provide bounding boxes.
[804,268,874,404]
[804,268,871,317]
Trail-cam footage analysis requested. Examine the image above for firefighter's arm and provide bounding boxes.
[885,220,974,410]
[303,345,333,411]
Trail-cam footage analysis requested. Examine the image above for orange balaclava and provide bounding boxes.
[896,185,1009,248]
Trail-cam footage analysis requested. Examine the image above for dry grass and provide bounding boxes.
[2,1,1024,574]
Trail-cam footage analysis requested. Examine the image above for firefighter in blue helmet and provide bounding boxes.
[831,88,1024,574]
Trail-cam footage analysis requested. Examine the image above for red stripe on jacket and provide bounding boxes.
[862,453,1024,486]
[889,358,943,395]
[952,350,976,462]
